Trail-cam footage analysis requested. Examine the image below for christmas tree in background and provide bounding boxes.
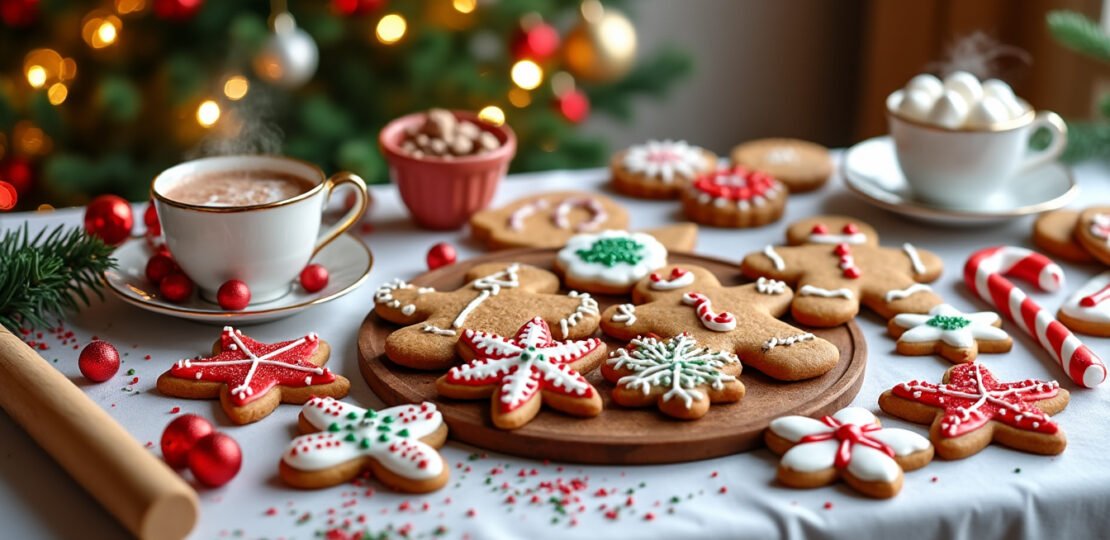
[0,0,691,210]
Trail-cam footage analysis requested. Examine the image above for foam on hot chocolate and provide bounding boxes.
[164,171,314,207]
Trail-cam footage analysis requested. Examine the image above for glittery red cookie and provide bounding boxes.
[680,165,787,228]
[878,363,1069,459]
[156,327,350,425]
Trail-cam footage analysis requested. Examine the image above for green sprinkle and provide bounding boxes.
[364,410,377,418]
[344,433,357,442]
[575,237,645,267]
[382,416,394,424]
[126,368,136,376]
[397,428,409,437]
[327,423,340,432]
[1014,467,1022,473]
[359,438,370,449]
[378,433,389,442]
[669,496,680,504]
[377,425,391,432]
[347,411,359,419]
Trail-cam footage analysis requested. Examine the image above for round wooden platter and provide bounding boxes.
[358,248,867,465]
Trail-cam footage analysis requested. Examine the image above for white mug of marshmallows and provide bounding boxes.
[886,71,1067,209]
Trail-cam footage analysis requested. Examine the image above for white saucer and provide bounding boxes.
[842,136,1077,226]
[105,234,373,324]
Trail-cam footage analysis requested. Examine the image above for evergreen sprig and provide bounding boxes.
[1047,10,1110,62]
[0,225,117,331]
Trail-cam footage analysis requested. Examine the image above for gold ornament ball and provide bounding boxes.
[562,1,637,83]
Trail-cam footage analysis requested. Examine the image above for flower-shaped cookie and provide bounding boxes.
[889,304,1011,363]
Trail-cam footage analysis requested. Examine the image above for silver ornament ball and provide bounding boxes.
[254,13,319,89]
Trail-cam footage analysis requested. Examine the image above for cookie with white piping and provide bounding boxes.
[610,140,717,199]
[730,138,833,193]
[888,304,1012,363]
[1032,209,1095,264]
[469,191,629,250]
[680,165,787,228]
[1057,271,1110,337]
[739,215,944,327]
[765,406,933,499]
[555,230,668,295]
[1074,207,1110,267]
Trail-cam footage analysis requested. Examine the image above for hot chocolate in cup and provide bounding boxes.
[152,155,368,304]
[886,72,1067,210]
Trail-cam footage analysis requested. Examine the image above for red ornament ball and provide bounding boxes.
[217,279,251,311]
[160,273,194,303]
[153,0,203,21]
[143,201,161,237]
[512,21,560,61]
[331,0,384,16]
[0,157,33,195]
[78,340,120,382]
[188,432,242,487]
[0,181,15,211]
[145,253,178,285]
[160,414,214,469]
[84,194,134,246]
[0,0,39,27]
[426,242,457,270]
[555,89,590,124]
[299,264,329,293]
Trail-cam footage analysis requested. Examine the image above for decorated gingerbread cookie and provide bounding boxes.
[740,215,944,327]
[436,317,606,430]
[610,140,717,199]
[765,407,933,499]
[555,230,668,295]
[602,333,744,420]
[280,397,449,493]
[889,304,1012,363]
[1058,271,1110,337]
[1032,209,1095,264]
[156,327,350,425]
[1075,207,1110,266]
[878,363,1069,459]
[469,191,629,250]
[730,138,832,193]
[375,262,601,370]
[680,165,787,228]
[600,265,839,381]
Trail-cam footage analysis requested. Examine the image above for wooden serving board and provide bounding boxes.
[358,249,866,465]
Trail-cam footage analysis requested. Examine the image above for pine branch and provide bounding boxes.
[1060,120,1110,162]
[1047,10,1110,62]
[0,225,117,331]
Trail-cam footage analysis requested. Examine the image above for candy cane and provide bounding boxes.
[681,292,737,332]
[965,246,1106,388]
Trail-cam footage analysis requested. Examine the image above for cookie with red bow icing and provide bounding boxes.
[765,406,933,498]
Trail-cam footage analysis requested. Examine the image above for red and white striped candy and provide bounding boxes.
[965,246,1106,388]
[681,292,736,332]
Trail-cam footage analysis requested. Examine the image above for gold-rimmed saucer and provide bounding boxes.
[104,234,372,324]
[843,136,1077,226]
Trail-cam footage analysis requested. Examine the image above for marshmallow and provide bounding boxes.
[886,89,904,112]
[898,89,936,122]
[927,90,970,129]
[981,79,1014,101]
[943,71,984,106]
[965,96,1011,128]
[906,74,944,100]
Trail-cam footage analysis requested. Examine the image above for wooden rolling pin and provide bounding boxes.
[0,327,198,540]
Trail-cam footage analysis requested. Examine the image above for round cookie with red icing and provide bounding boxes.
[765,406,933,499]
[610,140,717,199]
[1075,207,1110,267]
[156,327,351,425]
[878,363,1069,459]
[1057,271,1110,337]
[1032,209,1095,264]
[680,165,787,228]
[730,138,833,193]
[280,397,449,492]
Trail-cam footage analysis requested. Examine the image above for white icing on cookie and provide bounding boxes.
[892,304,1009,349]
[762,245,785,271]
[611,303,637,326]
[902,243,926,275]
[623,140,707,184]
[1090,213,1110,245]
[808,232,867,244]
[649,267,695,290]
[755,277,787,295]
[507,199,550,231]
[682,292,737,332]
[559,291,600,338]
[554,198,607,232]
[762,333,815,352]
[884,283,933,303]
[798,285,853,299]
[557,230,668,288]
[374,279,432,315]
[608,334,739,409]
[1060,271,1110,324]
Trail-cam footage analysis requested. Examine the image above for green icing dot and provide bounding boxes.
[359,438,371,449]
[344,433,357,442]
[327,423,340,432]
[397,428,410,437]
[347,412,359,419]
[364,410,377,418]
[575,237,644,267]
[378,425,391,432]
[378,433,390,442]
[926,314,971,331]
[382,416,394,424]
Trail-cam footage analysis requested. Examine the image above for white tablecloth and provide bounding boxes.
[1,163,1109,540]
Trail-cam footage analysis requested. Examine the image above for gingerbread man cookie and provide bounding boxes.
[375,262,600,370]
[730,138,833,193]
[280,397,449,493]
[437,317,606,430]
[602,333,744,420]
[610,139,717,199]
[889,304,1012,363]
[599,265,840,381]
[156,327,351,425]
[1032,209,1095,264]
[1075,207,1110,266]
[1058,271,1110,337]
[740,215,944,327]
[765,407,933,498]
[469,191,629,250]
[879,363,1069,459]
[680,165,787,228]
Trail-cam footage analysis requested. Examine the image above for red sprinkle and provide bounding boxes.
[144,354,151,360]
[710,471,718,478]
[931,476,939,483]
[265,508,277,516]
[466,508,477,517]
[625,496,634,507]
[604,510,618,520]
[823,502,834,510]
[169,407,181,414]
[644,512,655,521]
[719,486,728,494]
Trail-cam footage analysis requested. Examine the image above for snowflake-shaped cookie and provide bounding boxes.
[622,140,709,184]
[280,397,448,492]
[889,304,1012,363]
[602,334,744,420]
[436,317,606,430]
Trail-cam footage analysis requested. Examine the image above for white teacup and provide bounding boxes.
[887,103,1067,209]
[152,155,368,304]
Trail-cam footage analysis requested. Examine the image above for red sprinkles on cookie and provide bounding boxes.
[692,166,779,202]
